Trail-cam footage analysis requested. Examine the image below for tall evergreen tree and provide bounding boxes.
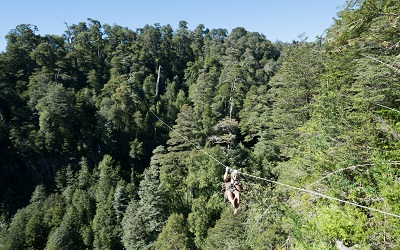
[121,150,166,249]
[159,104,201,213]
[153,213,193,250]
[92,155,121,249]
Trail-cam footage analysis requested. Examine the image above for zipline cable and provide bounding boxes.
[147,104,400,219]
[239,171,400,219]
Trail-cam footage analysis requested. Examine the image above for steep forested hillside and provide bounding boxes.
[1,0,400,249]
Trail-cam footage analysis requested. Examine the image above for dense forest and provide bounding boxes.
[1,0,400,249]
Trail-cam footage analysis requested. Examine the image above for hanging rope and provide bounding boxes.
[147,104,400,219]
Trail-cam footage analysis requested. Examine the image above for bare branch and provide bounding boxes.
[306,162,400,188]
[361,53,400,74]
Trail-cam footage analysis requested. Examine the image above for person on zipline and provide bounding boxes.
[224,167,242,214]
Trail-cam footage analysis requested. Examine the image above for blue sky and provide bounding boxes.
[0,0,345,52]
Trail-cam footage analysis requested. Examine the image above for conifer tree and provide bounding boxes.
[203,208,247,249]
[46,206,85,250]
[92,155,121,249]
[153,213,193,249]
[159,104,201,213]
[121,152,166,249]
